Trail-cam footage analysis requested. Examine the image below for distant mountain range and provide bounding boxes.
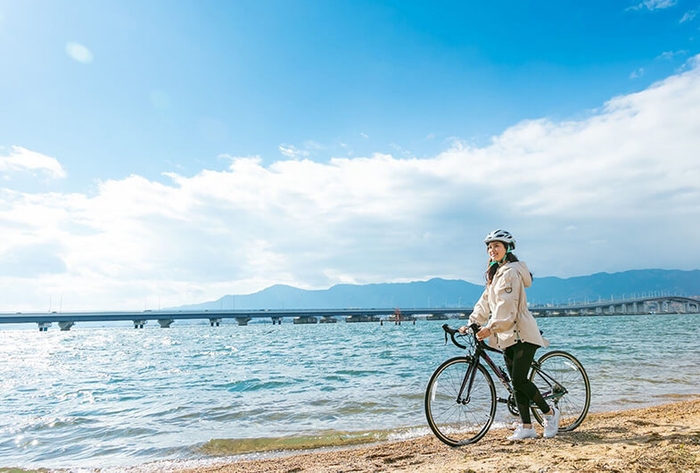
[174,269,700,311]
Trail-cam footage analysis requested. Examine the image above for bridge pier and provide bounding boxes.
[209,318,222,326]
[271,317,283,325]
[235,317,252,326]
[345,315,380,323]
[158,319,174,328]
[58,321,74,331]
[38,322,51,331]
[320,316,337,323]
[133,320,147,329]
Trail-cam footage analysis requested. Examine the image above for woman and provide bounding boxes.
[460,229,560,440]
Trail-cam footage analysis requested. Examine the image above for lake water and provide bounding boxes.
[1,312,699,471]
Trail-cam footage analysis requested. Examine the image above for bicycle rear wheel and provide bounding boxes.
[425,357,496,446]
[529,350,590,431]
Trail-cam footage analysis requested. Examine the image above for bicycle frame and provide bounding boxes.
[455,324,565,410]
[458,329,515,407]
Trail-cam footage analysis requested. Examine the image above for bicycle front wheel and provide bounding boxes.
[424,357,496,446]
[530,350,590,432]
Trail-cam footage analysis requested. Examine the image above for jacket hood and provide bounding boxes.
[509,261,532,288]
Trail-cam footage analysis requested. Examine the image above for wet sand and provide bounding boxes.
[179,397,700,473]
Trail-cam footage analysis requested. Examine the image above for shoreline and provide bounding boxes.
[172,397,700,473]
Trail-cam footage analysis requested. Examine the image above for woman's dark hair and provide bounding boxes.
[485,252,520,284]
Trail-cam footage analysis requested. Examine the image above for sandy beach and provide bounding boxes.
[179,397,700,473]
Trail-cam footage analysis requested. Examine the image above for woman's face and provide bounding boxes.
[487,241,507,262]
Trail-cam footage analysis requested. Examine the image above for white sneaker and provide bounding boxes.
[543,405,560,438]
[507,425,538,440]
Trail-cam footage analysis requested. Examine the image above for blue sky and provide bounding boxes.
[1,0,699,311]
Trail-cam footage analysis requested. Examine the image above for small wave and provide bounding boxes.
[199,429,392,456]
[212,378,293,392]
[654,392,700,401]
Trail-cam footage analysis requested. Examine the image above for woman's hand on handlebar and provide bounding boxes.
[475,326,492,341]
[459,323,492,341]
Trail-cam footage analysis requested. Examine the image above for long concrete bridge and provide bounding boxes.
[0,307,461,331]
[1,296,697,331]
[529,296,700,317]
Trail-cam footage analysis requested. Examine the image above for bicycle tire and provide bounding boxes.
[529,350,591,432]
[425,357,497,446]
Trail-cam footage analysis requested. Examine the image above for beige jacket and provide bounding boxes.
[469,261,548,350]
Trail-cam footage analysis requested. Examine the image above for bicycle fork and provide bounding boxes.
[456,356,479,404]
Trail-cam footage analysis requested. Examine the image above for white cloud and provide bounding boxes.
[658,50,688,60]
[628,0,677,11]
[278,144,310,159]
[2,56,700,311]
[65,41,93,63]
[630,67,645,79]
[303,140,324,151]
[0,146,66,179]
[680,9,697,22]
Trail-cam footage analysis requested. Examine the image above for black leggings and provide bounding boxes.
[504,342,550,425]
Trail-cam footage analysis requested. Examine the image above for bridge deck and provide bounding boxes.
[1,296,697,330]
[0,307,469,327]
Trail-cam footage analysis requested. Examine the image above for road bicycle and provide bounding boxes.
[425,323,590,446]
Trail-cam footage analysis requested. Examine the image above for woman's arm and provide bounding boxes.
[469,289,490,326]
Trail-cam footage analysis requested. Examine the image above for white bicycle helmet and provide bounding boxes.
[483,229,516,250]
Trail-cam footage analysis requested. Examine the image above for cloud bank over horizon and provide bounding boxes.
[1,56,699,311]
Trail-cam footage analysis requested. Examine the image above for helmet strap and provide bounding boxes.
[490,253,509,267]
